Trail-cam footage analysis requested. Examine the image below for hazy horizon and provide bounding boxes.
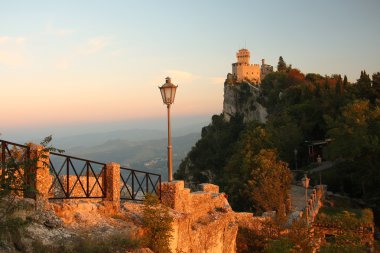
[0,114,212,144]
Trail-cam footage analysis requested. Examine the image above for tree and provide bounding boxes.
[277,56,287,73]
[266,113,303,164]
[372,72,380,100]
[223,122,270,211]
[174,114,244,186]
[248,149,292,217]
[324,100,380,196]
[343,75,348,89]
[353,70,376,103]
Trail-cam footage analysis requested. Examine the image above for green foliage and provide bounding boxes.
[0,136,64,250]
[176,59,380,224]
[318,233,367,253]
[175,114,244,186]
[31,231,140,253]
[277,56,287,73]
[142,194,173,253]
[223,122,271,211]
[264,238,295,253]
[248,149,292,216]
[236,220,281,253]
[315,207,373,229]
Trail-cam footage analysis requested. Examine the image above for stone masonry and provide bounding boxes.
[161,181,238,253]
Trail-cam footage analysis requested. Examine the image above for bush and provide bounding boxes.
[264,238,294,253]
[32,231,140,253]
[142,194,173,253]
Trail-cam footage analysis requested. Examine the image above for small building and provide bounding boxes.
[232,48,273,84]
[260,59,273,80]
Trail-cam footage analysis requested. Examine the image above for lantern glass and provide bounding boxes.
[159,77,177,105]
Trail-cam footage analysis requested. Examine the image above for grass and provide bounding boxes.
[316,206,373,229]
[32,230,141,253]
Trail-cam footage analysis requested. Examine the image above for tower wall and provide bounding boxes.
[232,49,262,83]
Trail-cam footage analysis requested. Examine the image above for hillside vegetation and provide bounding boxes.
[175,57,380,221]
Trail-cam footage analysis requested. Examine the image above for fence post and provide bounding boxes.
[105,162,120,210]
[28,143,51,202]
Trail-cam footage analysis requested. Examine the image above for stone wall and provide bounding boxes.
[161,181,238,253]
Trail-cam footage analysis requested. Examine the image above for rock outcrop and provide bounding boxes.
[223,76,268,123]
[1,182,268,253]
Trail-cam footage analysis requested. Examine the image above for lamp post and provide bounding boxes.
[159,77,178,182]
[301,174,310,225]
[294,148,298,170]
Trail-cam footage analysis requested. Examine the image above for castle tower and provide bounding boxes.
[232,48,261,84]
[237,49,250,64]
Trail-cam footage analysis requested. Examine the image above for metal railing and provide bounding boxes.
[0,140,31,193]
[48,152,107,199]
[1,139,162,201]
[120,167,161,201]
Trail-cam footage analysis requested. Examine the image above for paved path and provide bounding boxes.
[309,161,334,173]
[290,185,313,211]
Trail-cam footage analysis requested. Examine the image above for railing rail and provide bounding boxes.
[120,166,161,201]
[48,152,107,199]
[1,139,163,201]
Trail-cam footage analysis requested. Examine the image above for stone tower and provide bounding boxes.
[260,58,274,80]
[232,48,261,84]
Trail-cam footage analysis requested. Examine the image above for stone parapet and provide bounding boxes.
[29,144,51,202]
[198,183,219,193]
[161,181,237,253]
[161,181,230,215]
[105,162,120,211]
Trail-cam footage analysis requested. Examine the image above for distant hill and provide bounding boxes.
[51,129,166,149]
[64,132,201,180]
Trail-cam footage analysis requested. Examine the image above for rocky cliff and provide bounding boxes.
[223,75,267,123]
[1,182,247,253]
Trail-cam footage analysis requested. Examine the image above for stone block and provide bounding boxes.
[198,183,219,193]
[29,143,51,202]
[161,181,188,212]
[105,162,120,207]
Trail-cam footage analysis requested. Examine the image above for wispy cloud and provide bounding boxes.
[55,57,71,70]
[110,49,126,57]
[81,36,111,55]
[210,76,225,85]
[0,36,26,45]
[164,69,199,83]
[46,23,75,36]
[0,51,26,66]
[0,36,27,67]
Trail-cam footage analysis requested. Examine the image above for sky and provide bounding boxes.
[1,0,380,140]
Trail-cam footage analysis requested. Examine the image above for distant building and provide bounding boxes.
[260,59,273,80]
[231,48,273,84]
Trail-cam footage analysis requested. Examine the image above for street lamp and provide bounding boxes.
[294,148,298,170]
[159,77,178,182]
[301,174,310,225]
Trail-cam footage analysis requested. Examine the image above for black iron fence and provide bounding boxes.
[48,152,107,199]
[1,139,162,201]
[0,140,31,194]
[120,167,161,201]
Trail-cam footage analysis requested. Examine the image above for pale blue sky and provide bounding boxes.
[1,0,379,138]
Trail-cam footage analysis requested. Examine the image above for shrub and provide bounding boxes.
[142,194,173,253]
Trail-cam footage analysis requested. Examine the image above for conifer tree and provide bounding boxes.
[277,56,287,73]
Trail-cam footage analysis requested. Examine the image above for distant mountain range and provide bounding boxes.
[48,123,208,181]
